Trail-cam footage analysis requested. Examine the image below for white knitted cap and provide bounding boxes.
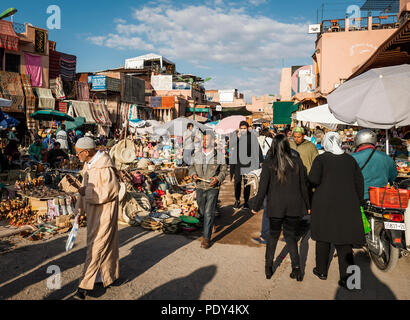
[75,137,96,150]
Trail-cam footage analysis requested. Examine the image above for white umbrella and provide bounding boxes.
[296,104,357,126]
[0,98,12,107]
[328,64,410,154]
[154,117,209,136]
[328,64,410,129]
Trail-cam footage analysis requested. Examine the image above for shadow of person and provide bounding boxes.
[212,199,256,243]
[139,265,217,300]
[46,229,194,300]
[0,225,143,300]
[334,250,397,300]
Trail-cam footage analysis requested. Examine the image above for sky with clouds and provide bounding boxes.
[4,0,366,100]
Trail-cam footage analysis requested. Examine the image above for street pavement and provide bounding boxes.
[0,179,410,300]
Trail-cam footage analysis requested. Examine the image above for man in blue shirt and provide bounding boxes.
[351,129,397,200]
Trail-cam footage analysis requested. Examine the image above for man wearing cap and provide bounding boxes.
[73,137,120,300]
[289,127,318,174]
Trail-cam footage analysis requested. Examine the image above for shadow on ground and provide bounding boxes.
[139,265,217,300]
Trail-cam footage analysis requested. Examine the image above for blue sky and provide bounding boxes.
[3,0,367,100]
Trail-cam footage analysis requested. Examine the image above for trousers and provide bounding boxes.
[315,241,354,281]
[234,175,250,203]
[266,216,301,269]
[196,188,219,240]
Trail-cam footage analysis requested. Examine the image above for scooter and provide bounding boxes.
[364,180,410,272]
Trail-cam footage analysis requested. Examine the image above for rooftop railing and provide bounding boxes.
[319,14,399,35]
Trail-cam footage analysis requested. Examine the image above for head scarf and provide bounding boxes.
[323,132,344,155]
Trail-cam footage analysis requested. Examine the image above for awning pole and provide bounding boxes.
[385,129,389,156]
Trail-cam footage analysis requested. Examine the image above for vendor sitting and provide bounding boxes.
[47,141,69,168]
[28,137,46,163]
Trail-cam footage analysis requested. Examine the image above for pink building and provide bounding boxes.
[246,95,276,116]
[313,14,401,95]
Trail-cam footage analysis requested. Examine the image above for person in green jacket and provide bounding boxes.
[28,138,46,162]
[351,129,397,201]
[289,127,318,174]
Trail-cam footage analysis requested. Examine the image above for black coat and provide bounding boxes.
[308,152,365,245]
[229,131,263,180]
[253,154,310,218]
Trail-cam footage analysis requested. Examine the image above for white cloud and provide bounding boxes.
[87,4,314,96]
[248,0,268,6]
[114,18,127,24]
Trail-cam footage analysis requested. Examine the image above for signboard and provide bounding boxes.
[173,82,191,90]
[219,90,235,103]
[151,75,172,91]
[308,24,321,34]
[91,75,107,90]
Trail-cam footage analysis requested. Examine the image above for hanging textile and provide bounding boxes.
[49,50,61,80]
[62,79,76,100]
[58,102,68,113]
[76,81,90,101]
[34,88,56,110]
[122,75,145,104]
[21,74,37,130]
[70,100,96,124]
[150,96,161,108]
[24,53,43,87]
[161,96,175,108]
[0,71,24,113]
[50,76,66,100]
[60,53,77,81]
[0,20,18,52]
[34,29,47,54]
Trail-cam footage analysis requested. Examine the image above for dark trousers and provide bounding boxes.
[196,188,219,240]
[266,216,301,269]
[316,241,354,281]
[234,175,250,204]
[260,197,270,240]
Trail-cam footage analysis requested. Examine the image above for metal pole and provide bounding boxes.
[386,129,389,155]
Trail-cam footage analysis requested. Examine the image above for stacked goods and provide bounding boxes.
[4,201,36,226]
[396,160,409,174]
[141,217,163,231]
[161,191,199,218]
[18,185,67,199]
[15,177,45,191]
[0,199,29,222]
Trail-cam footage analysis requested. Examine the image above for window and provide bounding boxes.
[5,53,20,73]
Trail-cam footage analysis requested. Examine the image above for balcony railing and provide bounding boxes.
[320,14,399,35]
[12,22,26,34]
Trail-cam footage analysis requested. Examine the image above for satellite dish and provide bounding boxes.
[0,8,18,20]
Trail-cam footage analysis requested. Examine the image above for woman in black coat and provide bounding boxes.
[252,135,310,281]
[308,132,365,289]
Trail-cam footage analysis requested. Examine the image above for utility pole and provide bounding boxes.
[321,3,324,21]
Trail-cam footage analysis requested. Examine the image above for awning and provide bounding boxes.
[69,100,96,124]
[34,88,55,110]
[0,20,18,52]
[90,102,112,126]
[296,104,357,125]
[221,107,252,117]
[273,102,299,124]
[186,107,209,113]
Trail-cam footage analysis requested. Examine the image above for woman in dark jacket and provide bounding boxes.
[252,135,310,281]
[308,132,365,289]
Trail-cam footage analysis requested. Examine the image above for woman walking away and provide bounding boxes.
[252,135,310,281]
[308,132,365,290]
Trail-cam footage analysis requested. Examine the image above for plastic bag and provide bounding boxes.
[361,207,371,234]
[65,215,79,251]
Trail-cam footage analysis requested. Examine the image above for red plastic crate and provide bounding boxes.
[369,186,409,209]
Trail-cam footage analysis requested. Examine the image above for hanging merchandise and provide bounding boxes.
[0,71,24,113]
[20,73,37,130]
[60,53,77,81]
[34,28,47,54]
[24,53,43,87]
[50,76,66,100]
[34,88,56,110]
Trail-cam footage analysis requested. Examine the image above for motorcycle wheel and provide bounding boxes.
[368,222,400,272]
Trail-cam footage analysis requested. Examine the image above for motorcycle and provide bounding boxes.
[364,179,410,272]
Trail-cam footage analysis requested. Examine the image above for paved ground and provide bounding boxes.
[1,179,410,300]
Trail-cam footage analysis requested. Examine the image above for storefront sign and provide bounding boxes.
[91,75,107,90]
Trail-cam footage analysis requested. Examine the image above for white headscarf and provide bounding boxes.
[323,132,344,155]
